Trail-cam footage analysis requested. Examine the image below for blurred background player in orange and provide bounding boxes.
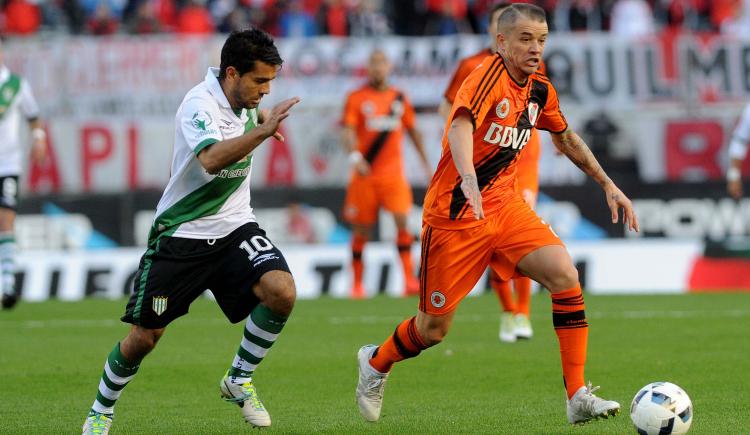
[441,1,543,343]
[341,48,431,298]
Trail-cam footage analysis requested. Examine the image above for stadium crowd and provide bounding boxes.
[1,0,749,37]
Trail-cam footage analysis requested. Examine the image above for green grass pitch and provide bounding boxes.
[1,292,749,434]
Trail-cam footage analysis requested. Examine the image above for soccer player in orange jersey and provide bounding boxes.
[341,49,431,298]
[441,2,543,343]
[356,4,639,426]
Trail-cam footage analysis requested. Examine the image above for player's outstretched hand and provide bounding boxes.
[460,173,484,220]
[604,183,639,232]
[728,179,743,199]
[260,97,300,140]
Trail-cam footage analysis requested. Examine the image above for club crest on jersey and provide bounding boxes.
[430,291,446,308]
[152,296,168,316]
[362,101,376,116]
[528,102,540,126]
[495,98,510,119]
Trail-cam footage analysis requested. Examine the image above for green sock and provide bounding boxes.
[228,304,288,378]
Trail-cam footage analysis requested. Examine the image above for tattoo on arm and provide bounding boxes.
[554,130,612,186]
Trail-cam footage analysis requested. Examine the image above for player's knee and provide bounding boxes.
[256,271,296,316]
[548,265,579,292]
[123,326,164,361]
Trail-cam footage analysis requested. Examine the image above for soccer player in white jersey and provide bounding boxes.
[82,29,300,434]
[0,40,47,310]
[727,101,750,199]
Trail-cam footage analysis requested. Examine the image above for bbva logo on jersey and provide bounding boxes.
[483,123,532,150]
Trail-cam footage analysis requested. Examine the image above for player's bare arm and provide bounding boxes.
[28,118,47,163]
[198,97,299,174]
[448,112,484,219]
[407,127,432,178]
[552,128,639,232]
[438,98,452,120]
[341,125,370,176]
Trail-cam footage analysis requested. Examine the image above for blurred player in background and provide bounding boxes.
[0,40,47,310]
[356,4,639,426]
[441,2,543,343]
[82,29,299,434]
[727,101,750,199]
[341,49,431,298]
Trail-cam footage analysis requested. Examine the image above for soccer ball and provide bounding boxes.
[630,382,693,435]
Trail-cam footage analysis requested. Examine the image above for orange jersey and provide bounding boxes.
[424,54,567,229]
[341,85,416,178]
[443,48,547,104]
[515,129,540,194]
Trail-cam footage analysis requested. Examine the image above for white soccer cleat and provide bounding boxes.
[499,312,517,343]
[356,344,388,422]
[566,382,620,424]
[82,411,113,435]
[513,313,533,340]
[220,371,271,428]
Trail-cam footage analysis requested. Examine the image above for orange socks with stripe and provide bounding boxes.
[351,234,366,298]
[369,317,428,373]
[551,285,588,399]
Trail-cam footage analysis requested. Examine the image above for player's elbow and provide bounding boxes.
[197,150,221,174]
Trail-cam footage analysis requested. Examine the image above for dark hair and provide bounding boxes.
[219,28,283,80]
[497,3,547,30]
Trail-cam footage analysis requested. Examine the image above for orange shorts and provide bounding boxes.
[418,194,563,315]
[343,174,413,225]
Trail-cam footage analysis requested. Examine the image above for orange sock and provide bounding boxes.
[551,285,588,399]
[491,271,515,312]
[397,229,415,281]
[369,317,428,373]
[514,277,531,316]
[352,234,366,296]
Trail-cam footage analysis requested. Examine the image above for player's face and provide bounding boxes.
[367,51,391,87]
[227,61,279,109]
[500,17,548,76]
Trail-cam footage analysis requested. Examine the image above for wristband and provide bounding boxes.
[32,128,46,141]
[349,151,364,165]
[727,167,741,182]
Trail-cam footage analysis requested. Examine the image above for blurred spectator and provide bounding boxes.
[285,200,316,243]
[219,6,250,33]
[87,2,119,34]
[316,0,349,36]
[247,5,268,29]
[610,0,655,38]
[653,0,713,31]
[3,0,41,34]
[720,0,750,37]
[349,0,388,36]
[60,0,87,33]
[279,0,318,37]
[127,0,164,33]
[424,0,471,35]
[80,0,127,20]
[567,0,603,31]
[176,0,214,33]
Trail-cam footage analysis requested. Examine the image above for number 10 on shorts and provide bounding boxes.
[239,236,274,261]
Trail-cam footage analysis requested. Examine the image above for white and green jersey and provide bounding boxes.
[0,65,40,177]
[150,67,258,244]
